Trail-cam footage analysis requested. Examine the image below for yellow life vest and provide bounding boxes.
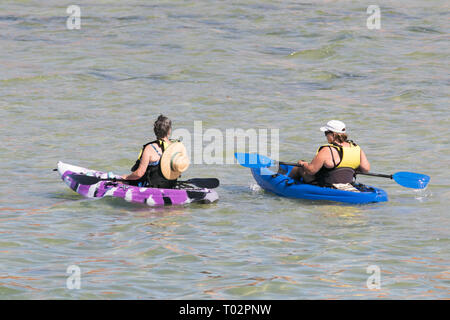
[316,142,361,169]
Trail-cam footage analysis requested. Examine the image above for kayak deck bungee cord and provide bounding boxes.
[57,162,219,206]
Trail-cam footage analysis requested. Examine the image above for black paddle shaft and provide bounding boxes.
[67,174,219,188]
[279,161,303,167]
[278,162,392,179]
[357,172,393,179]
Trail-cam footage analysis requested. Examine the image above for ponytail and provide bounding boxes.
[332,132,348,144]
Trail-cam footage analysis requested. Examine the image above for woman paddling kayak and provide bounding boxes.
[289,120,370,187]
[121,115,190,188]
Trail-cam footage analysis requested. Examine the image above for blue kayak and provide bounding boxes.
[251,164,388,204]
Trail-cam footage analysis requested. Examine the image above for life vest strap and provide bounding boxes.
[315,141,361,186]
[130,139,177,188]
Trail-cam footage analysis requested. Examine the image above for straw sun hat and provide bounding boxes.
[160,142,190,180]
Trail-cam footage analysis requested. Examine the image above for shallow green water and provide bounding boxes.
[0,0,449,299]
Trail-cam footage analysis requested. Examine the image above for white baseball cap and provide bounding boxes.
[320,120,346,133]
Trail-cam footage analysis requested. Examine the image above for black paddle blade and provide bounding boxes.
[68,174,104,185]
[183,178,220,189]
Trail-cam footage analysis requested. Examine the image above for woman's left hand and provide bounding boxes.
[121,174,128,180]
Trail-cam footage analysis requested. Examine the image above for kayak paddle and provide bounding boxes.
[356,171,430,189]
[234,152,274,168]
[177,178,220,189]
[235,153,430,189]
[68,174,220,189]
[278,162,430,189]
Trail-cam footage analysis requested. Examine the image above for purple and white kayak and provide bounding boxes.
[57,161,219,206]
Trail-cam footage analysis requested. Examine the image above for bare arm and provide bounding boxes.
[122,145,159,180]
[298,148,328,175]
[358,149,370,173]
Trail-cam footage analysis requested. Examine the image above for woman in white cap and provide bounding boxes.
[122,115,189,188]
[289,120,370,187]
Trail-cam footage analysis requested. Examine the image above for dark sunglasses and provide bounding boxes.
[324,131,333,136]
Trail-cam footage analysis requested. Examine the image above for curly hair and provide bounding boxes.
[153,115,172,139]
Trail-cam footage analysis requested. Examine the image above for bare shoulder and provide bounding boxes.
[143,143,157,155]
[317,146,332,158]
[313,147,330,164]
[145,143,163,161]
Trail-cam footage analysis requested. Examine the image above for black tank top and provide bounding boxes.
[130,140,177,189]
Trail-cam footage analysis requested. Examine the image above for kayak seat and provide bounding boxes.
[277,166,288,175]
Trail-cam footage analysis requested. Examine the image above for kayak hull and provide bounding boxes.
[251,165,388,204]
[57,161,218,206]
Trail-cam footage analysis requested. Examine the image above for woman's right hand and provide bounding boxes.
[297,160,307,167]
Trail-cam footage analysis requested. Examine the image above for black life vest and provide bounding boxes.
[315,141,360,187]
[130,140,177,189]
